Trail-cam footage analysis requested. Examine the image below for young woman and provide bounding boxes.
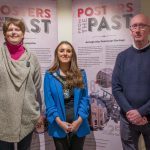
[44,41,90,150]
[0,17,42,150]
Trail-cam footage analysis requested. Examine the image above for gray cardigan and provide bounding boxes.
[0,43,42,142]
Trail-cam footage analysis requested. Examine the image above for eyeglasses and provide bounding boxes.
[130,24,150,31]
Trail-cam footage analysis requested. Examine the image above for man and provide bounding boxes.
[112,13,150,150]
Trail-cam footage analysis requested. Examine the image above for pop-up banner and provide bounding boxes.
[72,0,140,149]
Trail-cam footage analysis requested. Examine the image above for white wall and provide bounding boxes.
[57,0,72,42]
[141,0,150,16]
[141,0,150,40]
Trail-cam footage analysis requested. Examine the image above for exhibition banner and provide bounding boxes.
[0,0,57,150]
[0,0,57,75]
[72,0,140,149]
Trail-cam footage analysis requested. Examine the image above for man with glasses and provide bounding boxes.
[112,13,150,150]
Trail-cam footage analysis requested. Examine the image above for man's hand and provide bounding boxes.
[126,110,148,125]
[135,117,148,125]
[126,109,141,122]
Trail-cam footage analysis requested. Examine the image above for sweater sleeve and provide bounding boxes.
[112,53,132,113]
[138,100,150,117]
[32,54,42,91]
[32,53,42,112]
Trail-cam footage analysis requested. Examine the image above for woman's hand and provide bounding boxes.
[55,117,72,133]
[71,116,82,133]
[35,115,46,133]
[59,121,72,133]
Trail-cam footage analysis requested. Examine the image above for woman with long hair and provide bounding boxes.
[44,41,90,150]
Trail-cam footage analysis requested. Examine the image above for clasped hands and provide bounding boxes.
[60,121,80,133]
[126,109,148,125]
[56,117,82,133]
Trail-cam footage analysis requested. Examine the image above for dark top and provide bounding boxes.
[59,75,74,123]
[112,45,150,120]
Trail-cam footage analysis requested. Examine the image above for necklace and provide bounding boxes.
[52,72,73,99]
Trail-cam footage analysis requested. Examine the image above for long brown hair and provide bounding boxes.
[50,41,84,88]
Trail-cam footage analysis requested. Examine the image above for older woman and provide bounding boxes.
[44,41,90,150]
[0,17,42,150]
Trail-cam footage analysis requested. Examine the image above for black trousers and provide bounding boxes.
[53,133,85,150]
[120,115,150,150]
[0,132,33,150]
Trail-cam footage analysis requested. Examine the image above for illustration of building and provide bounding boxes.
[96,68,112,88]
[90,94,108,130]
[89,92,120,130]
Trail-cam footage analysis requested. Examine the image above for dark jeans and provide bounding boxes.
[0,132,33,150]
[120,115,150,150]
[53,133,85,150]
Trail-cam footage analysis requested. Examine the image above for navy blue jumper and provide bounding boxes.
[112,45,150,120]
